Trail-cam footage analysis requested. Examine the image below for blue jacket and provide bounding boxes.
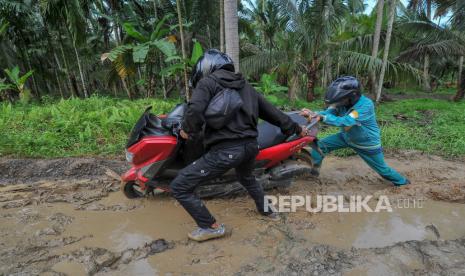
[318,95,382,152]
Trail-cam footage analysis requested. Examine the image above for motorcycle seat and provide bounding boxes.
[257,121,286,149]
[257,112,308,149]
[162,103,186,130]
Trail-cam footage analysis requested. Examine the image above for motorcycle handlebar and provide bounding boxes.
[285,117,319,143]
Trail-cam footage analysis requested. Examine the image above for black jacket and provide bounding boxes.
[182,69,302,149]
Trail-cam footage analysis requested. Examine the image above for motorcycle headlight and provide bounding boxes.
[125,150,134,163]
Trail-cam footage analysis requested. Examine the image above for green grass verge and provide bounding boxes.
[0,96,178,157]
[1,96,464,158]
[385,86,456,96]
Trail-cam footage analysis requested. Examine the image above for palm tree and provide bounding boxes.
[397,6,465,100]
[242,0,348,101]
[220,0,225,52]
[176,0,190,99]
[369,0,384,95]
[454,55,464,101]
[407,0,436,92]
[376,0,398,102]
[243,0,288,53]
[224,0,240,70]
[435,0,465,100]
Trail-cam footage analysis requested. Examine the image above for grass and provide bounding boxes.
[0,96,178,158]
[1,95,465,158]
[385,86,456,96]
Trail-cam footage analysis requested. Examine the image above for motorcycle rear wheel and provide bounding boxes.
[121,181,145,199]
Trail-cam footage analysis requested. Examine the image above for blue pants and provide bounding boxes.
[311,133,408,186]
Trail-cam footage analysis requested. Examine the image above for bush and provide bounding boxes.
[1,96,464,158]
[0,96,177,157]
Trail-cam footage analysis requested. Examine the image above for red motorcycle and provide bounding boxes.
[121,104,319,199]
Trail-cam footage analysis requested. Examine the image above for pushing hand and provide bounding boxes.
[300,108,318,120]
[180,129,189,139]
[299,125,309,137]
[299,108,312,118]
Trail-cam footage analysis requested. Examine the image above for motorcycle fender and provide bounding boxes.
[121,167,137,182]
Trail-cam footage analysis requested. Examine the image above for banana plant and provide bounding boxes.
[251,73,288,95]
[101,14,179,80]
[2,66,34,102]
[159,39,204,78]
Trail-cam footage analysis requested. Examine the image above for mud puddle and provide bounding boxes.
[2,191,464,275]
[290,199,465,249]
[1,152,465,275]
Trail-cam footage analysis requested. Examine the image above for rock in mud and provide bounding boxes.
[148,239,173,254]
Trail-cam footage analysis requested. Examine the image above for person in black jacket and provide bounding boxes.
[170,49,307,242]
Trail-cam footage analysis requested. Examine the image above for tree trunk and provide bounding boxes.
[453,56,464,101]
[376,0,397,103]
[176,0,190,100]
[158,55,168,99]
[224,0,240,71]
[422,54,432,92]
[43,21,66,98]
[72,41,88,98]
[121,78,133,100]
[153,0,158,19]
[112,83,118,97]
[220,0,225,52]
[25,53,40,99]
[370,0,384,95]
[422,0,432,92]
[17,34,40,99]
[306,57,318,102]
[58,32,75,97]
[323,49,332,88]
[288,74,298,103]
[70,75,81,98]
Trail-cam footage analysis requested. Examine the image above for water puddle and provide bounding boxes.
[2,184,465,275]
[293,199,465,249]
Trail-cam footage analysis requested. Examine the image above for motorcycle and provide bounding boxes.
[121,104,319,199]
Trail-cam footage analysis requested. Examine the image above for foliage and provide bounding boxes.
[2,66,34,102]
[1,96,465,158]
[102,15,179,81]
[252,73,288,95]
[0,0,464,101]
[0,96,178,157]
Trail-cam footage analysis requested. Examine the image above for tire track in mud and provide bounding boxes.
[0,152,464,275]
[236,238,465,275]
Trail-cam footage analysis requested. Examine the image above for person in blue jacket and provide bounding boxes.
[301,76,410,186]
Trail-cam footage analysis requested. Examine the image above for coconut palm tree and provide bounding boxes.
[224,0,240,70]
[407,0,438,92]
[369,0,385,95]
[376,0,398,102]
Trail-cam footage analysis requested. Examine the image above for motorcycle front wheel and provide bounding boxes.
[121,181,145,199]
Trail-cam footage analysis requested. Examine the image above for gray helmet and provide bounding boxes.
[190,49,235,88]
[324,76,361,107]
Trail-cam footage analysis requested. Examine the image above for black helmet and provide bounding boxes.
[324,76,361,107]
[190,49,235,88]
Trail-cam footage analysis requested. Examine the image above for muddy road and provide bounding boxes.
[1,151,465,275]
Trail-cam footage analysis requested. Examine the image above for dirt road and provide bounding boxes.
[1,151,465,275]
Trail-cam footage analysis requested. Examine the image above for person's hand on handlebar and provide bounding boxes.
[300,108,322,123]
[300,108,318,119]
[180,129,189,139]
[299,125,309,137]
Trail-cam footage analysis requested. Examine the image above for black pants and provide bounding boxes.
[170,141,267,228]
